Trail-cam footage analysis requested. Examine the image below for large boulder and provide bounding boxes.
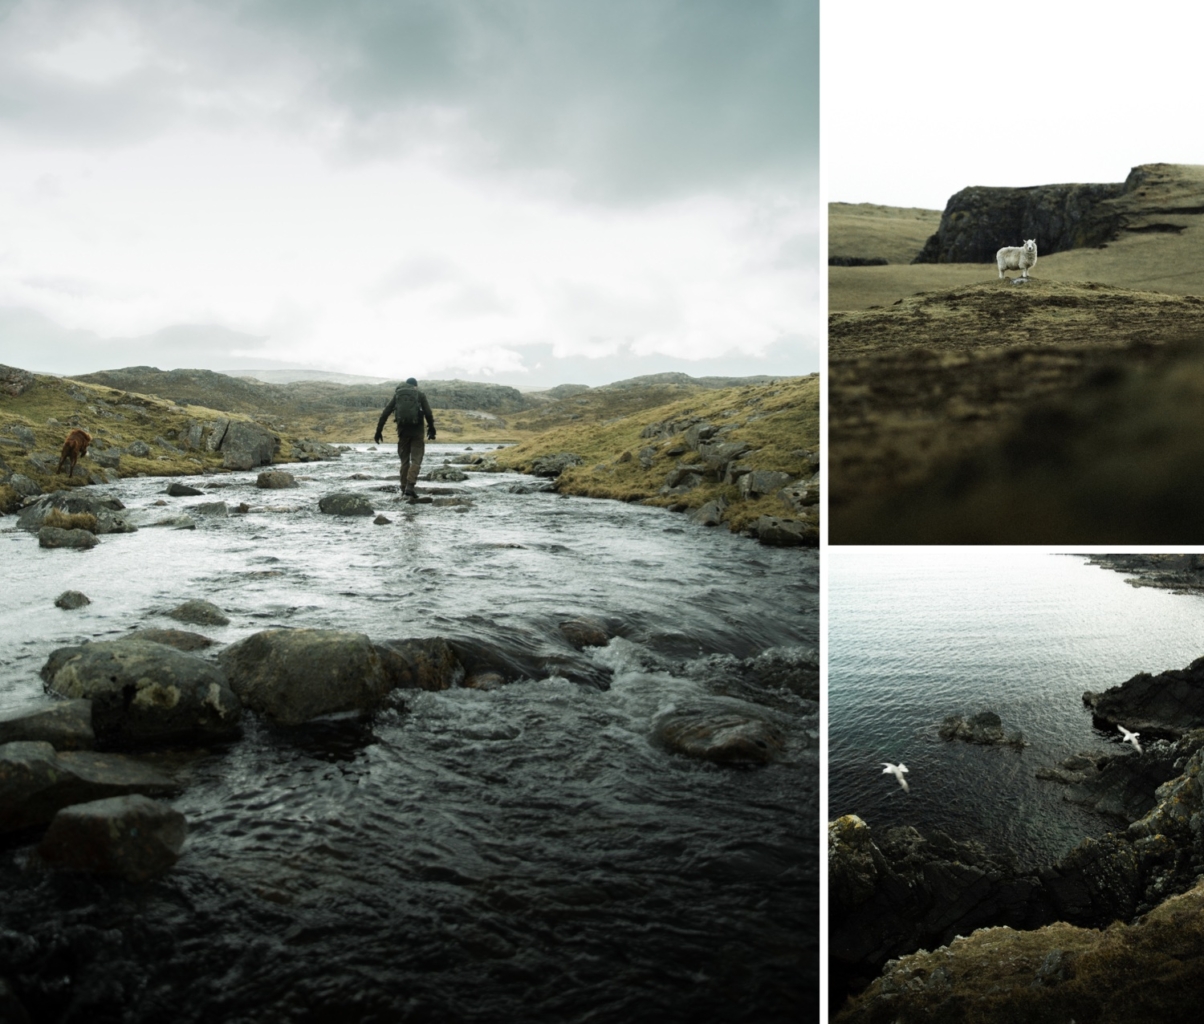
[0,364,35,396]
[219,629,392,724]
[318,492,375,516]
[125,628,214,651]
[738,470,793,499]
[34,794,187,881]
[220,420,277,470]
[374,638,465,691]
[257,471,297,489]
[41,639,242,748]
[753,515,818,548]
[0,741,178,832]
[0,700,94,750]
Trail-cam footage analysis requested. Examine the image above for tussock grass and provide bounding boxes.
[42,508,98,532]
[493,376,819,534]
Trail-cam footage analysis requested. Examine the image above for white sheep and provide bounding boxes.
[997,239,1038,279]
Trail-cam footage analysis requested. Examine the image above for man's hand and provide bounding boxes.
[427,426,436,441]
[373,431,383,444]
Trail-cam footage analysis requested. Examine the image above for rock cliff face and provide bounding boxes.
[912,163,1204,264]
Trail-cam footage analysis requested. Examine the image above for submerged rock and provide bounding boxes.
[220,629,391,724]
[318,492,375,516]
[558,617,612,650]
[54,590,91,610]
[0,741,178,832]
[41,639,242,748]
[257,471,297,489]
[34,794,187,882]
[654,709,785,764]
[938,710,1027,747]
[166,482,204,497]
[0,700,94,750]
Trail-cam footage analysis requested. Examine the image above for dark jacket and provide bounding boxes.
[377,385,435,437]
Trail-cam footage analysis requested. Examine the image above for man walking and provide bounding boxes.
[374,377,436,498]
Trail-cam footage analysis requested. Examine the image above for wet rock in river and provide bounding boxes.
[220,629,392,724]
[0,700,94,750]
[166,482,204,497]
[125,627,214,651]
[41,639,242,748]
[34,794,187,882]
[689,498,727,527]
[318,492,375,516]
[375,638,465,691]
[55,590,90,609]
[752,515,818,548]
[257,470,297,489]
[38,526,98,550]
[559,617,612,649]
[220,420,277,470]
[427,465,468,482]
[190,501,228,517]
[654,709,786,764]
[373,514,391,525]
[0,740,178,832]
[169,599,230,626]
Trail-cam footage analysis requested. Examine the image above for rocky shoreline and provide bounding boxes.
[831,636,1204,1020]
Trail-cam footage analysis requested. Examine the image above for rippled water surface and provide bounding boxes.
[0,445,818,1024]
[829,548,1204,866]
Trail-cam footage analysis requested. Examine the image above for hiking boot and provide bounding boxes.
[403,484,417,499]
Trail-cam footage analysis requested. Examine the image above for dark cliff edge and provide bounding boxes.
[912,163,1204,264]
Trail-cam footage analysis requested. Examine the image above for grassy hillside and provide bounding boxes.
[830,164,1204,312]
[829,163,1204,543]
[492,376,819,535]
[0,369,326,511]
[828,202,942,265]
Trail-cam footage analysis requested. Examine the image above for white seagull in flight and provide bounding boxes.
[1117,724,1142,754]
[882,762,910,792]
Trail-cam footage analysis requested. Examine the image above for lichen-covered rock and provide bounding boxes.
[220,629,391,724]
[0,741,178,832]
[35,794,187,881]
[41,639,242,748]
[318,492,375,516]
[0,700,94,750]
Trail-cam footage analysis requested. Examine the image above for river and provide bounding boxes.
[0,443,818,1024]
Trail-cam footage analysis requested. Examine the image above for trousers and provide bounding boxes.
[396,431,425,486]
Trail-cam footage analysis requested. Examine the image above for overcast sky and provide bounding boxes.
[0,0,817,385]
[826,1,1204,211]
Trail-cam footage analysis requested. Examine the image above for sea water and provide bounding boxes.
[829,547,1204,866]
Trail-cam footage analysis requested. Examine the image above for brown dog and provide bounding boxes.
[56,428,92,478]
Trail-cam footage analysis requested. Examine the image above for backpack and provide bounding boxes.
[393,384,423,428]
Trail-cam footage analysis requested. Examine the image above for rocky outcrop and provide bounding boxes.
[530,453,583,477]
[1083,656,1204,737]
[18,491,131,534]
[913,181,1127,264]
[938,710,1026,747]
[219,629,392,724]
[0,741,178,832]
[318,492,375,516]
[0,700,94,750]
[34,794,187,881]
[41,639,242,748]
[751,515,818,547]
[0,364,35,396]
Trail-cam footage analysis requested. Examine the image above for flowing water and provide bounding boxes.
[0,444,818,1024]
[829,547,1204,867]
